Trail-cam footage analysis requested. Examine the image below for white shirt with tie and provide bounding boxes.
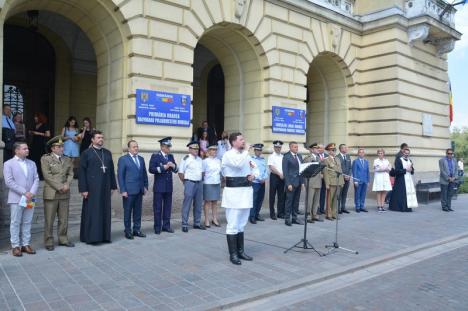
[15,156,28,177]
[129,153,140,168]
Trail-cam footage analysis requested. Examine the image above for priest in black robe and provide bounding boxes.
[78,130,117,244]
[389,148,418,212]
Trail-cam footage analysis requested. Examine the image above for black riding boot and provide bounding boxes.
[237,232,253,261]
[227,234,241,265]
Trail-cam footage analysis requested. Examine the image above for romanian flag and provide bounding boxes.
[449,81,454,123]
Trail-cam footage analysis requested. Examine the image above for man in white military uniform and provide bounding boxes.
[178,141,205,233]
[268,140,285,220]
[221,132,254,265]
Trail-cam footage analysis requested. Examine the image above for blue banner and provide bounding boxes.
[272,106,306,135]
[135,89,191,127]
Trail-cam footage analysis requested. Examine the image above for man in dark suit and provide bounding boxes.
[282,141,304,226]
[336,144,351,214]
[149,137,178,234]
[317,144,328,214]
[439,148,458,212]
[117,140,149,239]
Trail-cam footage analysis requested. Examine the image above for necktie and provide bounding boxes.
[361,159,364,166]
[6,117,13,129]
[133,155,140,168]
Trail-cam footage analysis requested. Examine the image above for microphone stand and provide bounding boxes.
[323,167,359,255]
[284,163,324,257]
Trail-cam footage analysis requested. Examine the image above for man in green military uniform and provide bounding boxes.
[322,143,344,221]
[41,135,75,251]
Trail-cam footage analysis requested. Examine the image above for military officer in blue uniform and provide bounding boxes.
[178,141,205,233]
[149,137,178,234]
[249,144,269,224]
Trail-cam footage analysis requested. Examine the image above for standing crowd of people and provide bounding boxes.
[1,109,465,264]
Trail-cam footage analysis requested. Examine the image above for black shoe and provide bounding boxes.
[448,208,454,211]
[277,215,285,219]
[193,225,206,230]
[342,209,350,214]
[307,219,314,223]
[205,223,211,228]
[212,220,221,227]
[292,218,303,225]
[162,228,174,233]
[270,214,277,220]
[133,231,146,238]
[338,211,343,214]
[125,232,134,240]
[442,208,449,212]
[227,234,241,265]
[182,227,189,233]
[313,217,324,222]
[58,242,75,247]
[249,217,257,224]
[45,245,54,251]
[285,220,292,226]
[296,210,304,215]
[154,230,161,235]
[237,232,253,261]
[255,215,265,221]
[355,209,360,213]
[361,209,368,212]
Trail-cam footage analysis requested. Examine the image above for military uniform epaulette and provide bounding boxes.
[183,155,189,160]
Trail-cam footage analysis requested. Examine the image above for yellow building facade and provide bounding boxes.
[0,0,462,183]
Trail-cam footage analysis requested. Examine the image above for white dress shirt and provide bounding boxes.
[203,157,221,184]
[15,156,28,177]
[267,152,283,175]
[179,154,203,181]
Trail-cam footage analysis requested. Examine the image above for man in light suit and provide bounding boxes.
[118,140,149,239]
[336,144,351,214]
[3,142,40,257]
[352,148,370,212]
[302,143,324,223]
[282,141,304,226]
[439,148,458,212]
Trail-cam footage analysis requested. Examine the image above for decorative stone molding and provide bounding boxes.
[435,38,455,56]
[408,24,430,46]
[329,24,342,51]
[234,0,247,19]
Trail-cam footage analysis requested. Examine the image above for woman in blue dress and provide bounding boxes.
[61,116,80,177]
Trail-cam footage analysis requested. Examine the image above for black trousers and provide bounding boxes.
[319,180,326,213]
[269,174,285,217]
[338,180,350,211]
[285,185,301,221]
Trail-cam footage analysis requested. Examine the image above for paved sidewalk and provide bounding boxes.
[0,196,467,310]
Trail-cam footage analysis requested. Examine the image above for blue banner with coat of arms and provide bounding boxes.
[135,89,191,127]
[272,106,306,135]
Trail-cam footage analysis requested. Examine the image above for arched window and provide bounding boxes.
[3,85,24,114]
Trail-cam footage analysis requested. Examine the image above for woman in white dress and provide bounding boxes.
[372,148,392,212]
[202,145,222,227]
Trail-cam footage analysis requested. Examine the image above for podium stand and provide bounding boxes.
[284,162,325,256]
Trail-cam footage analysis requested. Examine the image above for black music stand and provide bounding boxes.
[284,162,325,256]
[324,168,359,255]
